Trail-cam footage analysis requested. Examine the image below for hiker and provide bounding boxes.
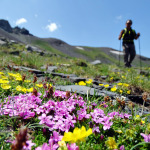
[118,20,140,67]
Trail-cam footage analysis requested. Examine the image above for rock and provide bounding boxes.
[20,28,30,35]
[60,64,71,67]
[76,61,87,67]
[90,60,101,65]
[100,89,119,97]
[0,40,7,45]
[41,65,58,73]
[10,66,45,76]
[55,85,118,98]
[0,19,13,33]
[100,76,108,80]
[25,45,43,54]
[0,37,7,42]
[13,26,21,34]
[9,40,18,44]
[51,73,77,79]
[92,84,104,90]
[55,85,103,96]
[69,77,86,83]
[13,26,32,35]
[9,51,20,56]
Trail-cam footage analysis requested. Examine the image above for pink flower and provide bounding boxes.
[119,145,125,150]
[140,133,150,142]
[67,143,79,150]
[23,140,35,150]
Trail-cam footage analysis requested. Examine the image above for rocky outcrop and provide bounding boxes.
[0,19,32,36]
[13,27,31,35]
[0,19,13,33]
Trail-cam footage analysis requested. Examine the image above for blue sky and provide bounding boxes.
[0,0,150,57]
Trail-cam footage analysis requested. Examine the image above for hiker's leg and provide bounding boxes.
[129,44,136,65]
[123,44,129,67]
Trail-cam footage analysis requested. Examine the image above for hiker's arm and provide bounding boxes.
[118,30,124,40]
[135,33,140,39]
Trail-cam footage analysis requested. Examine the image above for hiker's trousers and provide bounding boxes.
[122,43,136,65]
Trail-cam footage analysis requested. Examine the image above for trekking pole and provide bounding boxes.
[138,38,142,72]
[119,39,122,66]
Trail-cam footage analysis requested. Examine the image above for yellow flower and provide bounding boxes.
[120,90,123,94]
[123,83,129,87]
[111,87,117,92]
[16,85,23,91]
[21,87,27,93]
[110,77,113,80]
[58,141,66,147]
[105,137,117,150]
[26,87,33,92]
[99,84,104,86]
[62,126,92,143]
[85,80,92,84]
[78,81,86,86]
[121,76,126,79]
[1,76,8,80]
[88,79,93,82]
[141,120,145,124]
[35,84,43,88]
[104,84,109,88]
[134,115,141,122]
[0,79,9,84]
[0,72,4,75]
[1,84,11,90]
[8,72,15,76]
[117,83,123,86]
[15,77,22,81]
[127,90,131,94]
[24,80,31,83]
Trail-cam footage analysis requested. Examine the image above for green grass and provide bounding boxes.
[32,39,67,56]
[75,47,121,65]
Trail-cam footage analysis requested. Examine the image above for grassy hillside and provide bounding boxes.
[32,39,67,57]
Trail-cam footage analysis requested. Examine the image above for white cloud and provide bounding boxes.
[15,18,27,25]
[46,23,58,32]
[116,15,122,20]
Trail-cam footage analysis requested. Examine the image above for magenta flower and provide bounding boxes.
[67,143,79,150]
[119,145,125,150]
[23,140,35,150]
[92,126,100,133]
[51,131,63,143]
[100,116,113,130]
[140,133,150,142]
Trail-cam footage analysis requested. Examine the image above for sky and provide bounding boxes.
[0,0,150,57]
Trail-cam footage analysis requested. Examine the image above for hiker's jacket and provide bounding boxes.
[122,28,136,44]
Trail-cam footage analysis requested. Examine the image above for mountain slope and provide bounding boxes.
[0,19,150,67]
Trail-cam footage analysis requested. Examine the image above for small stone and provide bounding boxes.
[90,60,101,65]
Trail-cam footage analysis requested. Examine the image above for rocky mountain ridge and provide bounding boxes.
[0,19,32,35]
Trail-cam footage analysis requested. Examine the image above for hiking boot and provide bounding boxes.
[124,63,129,68]
[128,64,132,68]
